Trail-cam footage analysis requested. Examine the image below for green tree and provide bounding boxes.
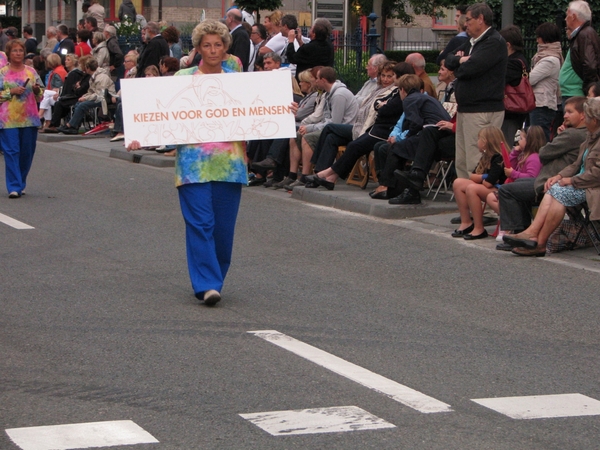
[352,0,458,23]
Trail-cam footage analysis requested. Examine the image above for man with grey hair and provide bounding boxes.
[104,25,124,78]
[137,21,169,77]
[355,53,387,104]
[405,52,436,97]
[559,0,600,99]
[44,26,58,51]
[226,8,251,71]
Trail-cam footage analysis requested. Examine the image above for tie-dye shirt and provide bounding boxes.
[173,66,247,187]
[0,52,7,70]
[0,64,44,129]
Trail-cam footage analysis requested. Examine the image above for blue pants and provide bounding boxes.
[69,100,101,129]
[0,127,38,194]
[178,182,242,297]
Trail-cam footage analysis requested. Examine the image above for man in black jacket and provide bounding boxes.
[103,25,124,79]
[445,2,507,179]
[137,22,169,77]
[54,25,75,63]
[226,8,251,71]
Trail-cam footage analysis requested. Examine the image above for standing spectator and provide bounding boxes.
[248,23,266,72]
[445,2,507,180]
[23,26,38,54]
[437,9,468,65]
[44,27,58,52]
[85,17,99,33]
[5,28,19,43]
[87,0,105,30]
[118,0,137,22]
[559,1,600,101]
[500,25,529,145]
[137,22,169,77]
[405,53,436,98]
[260,11,285,56]
[162,26,182,60]
[103,25,124,77]
[91,31,110,69]
[0,40,44,198]
[529,22,563,142]
[75,29,92,56]
[54,25,76,61]
[286,18,334,78]
[0,23,7,52]
[225,8,251,71]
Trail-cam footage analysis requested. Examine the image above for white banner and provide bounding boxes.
[120,70,297,147]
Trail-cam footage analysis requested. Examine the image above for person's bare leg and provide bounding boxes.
[486,191,500,214]
[289,138,301,174]
[453,178,473,230]
[467,184,493,235]
[535,198,567,247]
[515,193,553,239]
[300,138,314,176]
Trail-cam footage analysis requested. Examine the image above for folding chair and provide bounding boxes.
[426,158,454,200]
[567,202,600,255]
[346,152,377,189]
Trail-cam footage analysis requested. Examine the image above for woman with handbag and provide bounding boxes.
[500,25,532,146]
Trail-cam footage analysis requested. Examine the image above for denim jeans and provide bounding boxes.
[69,100,101,129]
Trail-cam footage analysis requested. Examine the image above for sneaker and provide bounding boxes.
[203,289,221,306]
[8,191,20,199]
[496,230,506,242]
[273,176,292,190]
[264,178,280,188]
[284,179,305,191]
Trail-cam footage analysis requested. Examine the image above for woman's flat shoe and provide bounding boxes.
[370,190,388,200]
[451,223,474,238]
[315,175,335,191]
[464,229,489,240]
[511,246,546,257]
[502,235,538,249]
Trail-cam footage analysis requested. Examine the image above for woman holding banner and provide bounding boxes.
[128,20,248,306]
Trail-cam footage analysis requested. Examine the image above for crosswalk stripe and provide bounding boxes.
[0,212,34,230]
[249,330,452,414]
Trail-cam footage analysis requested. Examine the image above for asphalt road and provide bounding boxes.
[1,141,600,449]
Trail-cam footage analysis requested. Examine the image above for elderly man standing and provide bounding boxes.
[445,2,507,180]
[226,8,251,71]
[136,22,169,77]
[103,25,124,79]
[405,53,436,97]
[559,1,600,100]
[44,26,58,52]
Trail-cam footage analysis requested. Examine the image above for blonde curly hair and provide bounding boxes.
[192,19,231,50]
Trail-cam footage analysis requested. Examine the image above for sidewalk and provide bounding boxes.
[38,133,600,270]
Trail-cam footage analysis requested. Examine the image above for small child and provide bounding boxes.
[452,126,507,240]
[505,125,545,181]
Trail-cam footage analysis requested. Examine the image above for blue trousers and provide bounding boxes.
[69,100,101,129]
[0,127,38,194]
[178,181,242,297]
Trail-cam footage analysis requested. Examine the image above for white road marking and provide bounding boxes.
[5,420,159,450]
[0,212,34,230]
[249,330,452,414]
[472,393,600,419]
[240,405,395,436]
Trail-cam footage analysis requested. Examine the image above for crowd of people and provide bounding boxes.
[2,1,600,308]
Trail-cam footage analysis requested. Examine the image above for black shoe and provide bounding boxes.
[248,177,266,187]
[502,235,538,250]
[464,229,489,240]
[61,126,79,135]
[496,242,514,251]
[304,178,320,188]
[388,188,421,205]
[370,190,388,200]
[315,175,335,191]
[251,157,277,170]
[451,223,474,238]
[450,216,464,224]
[394,169,424,191]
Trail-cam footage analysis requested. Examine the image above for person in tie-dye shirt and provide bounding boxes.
[128,20,247,307]
[0,40,43,198]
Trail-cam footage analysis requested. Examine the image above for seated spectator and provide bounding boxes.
[56,58,116,134]
[38,53,69,127]
[355,54,388,104]
[305,61,409,190]
[91,31,109,69]
[42,55,92,133]
[486,126,545,218]
[375,61,456,201]
[75,29,92,57]
[282,66,358,189]
[160,56,179,76]
[495,96,587,250]
[144,65,160,77]
[452,126,507,240]
[503,97,600,256]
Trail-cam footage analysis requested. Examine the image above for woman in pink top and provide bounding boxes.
[0,41,43,198]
